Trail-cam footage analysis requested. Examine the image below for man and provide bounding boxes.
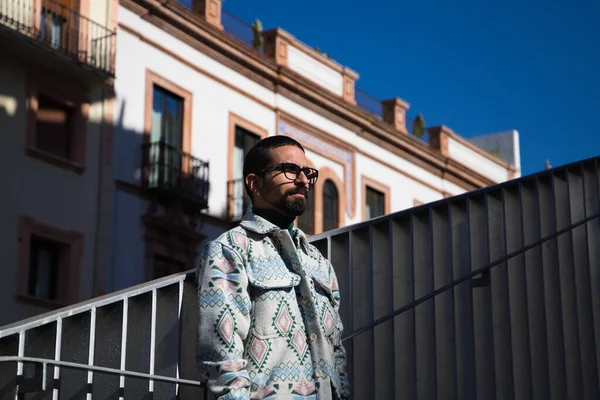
[196,136,350,400]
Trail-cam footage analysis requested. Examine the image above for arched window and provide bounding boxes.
[297,188,315,235]
[322,179,339,232]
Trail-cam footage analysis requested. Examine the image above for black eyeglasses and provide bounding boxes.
[260,163,319,185]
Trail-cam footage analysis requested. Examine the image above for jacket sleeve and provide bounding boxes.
[327,259,351,399]
[196,241,252,400]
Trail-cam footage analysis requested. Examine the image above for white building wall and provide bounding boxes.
[448,137,510,182]
[305,150,345,181]
[287,46,344,96]
[356,154,444,218]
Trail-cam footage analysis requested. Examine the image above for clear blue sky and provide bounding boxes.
[223,0,599,176]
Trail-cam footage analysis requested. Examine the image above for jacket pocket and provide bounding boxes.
[248,272,300,339]
[312,277,343,340]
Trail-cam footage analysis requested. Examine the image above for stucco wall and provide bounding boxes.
[0,57,104,326]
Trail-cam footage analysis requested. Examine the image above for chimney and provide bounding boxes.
[382,97,410,134]
[192,0,223,30]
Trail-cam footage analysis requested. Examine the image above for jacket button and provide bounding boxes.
[310,333,317,341]
[315,370,322,378]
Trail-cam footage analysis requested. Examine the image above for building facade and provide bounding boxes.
[0,0,118,325]
[0,0,520,326]
[108,0,520,293]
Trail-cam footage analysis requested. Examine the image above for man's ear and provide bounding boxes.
[245,174,260,193]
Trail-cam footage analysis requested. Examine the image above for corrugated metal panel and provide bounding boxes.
[0,156,599,399]
[310,156,600,400]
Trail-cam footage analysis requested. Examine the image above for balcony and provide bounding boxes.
[141,141,210,212]
[227,178,251,221]
[0,0,115,79]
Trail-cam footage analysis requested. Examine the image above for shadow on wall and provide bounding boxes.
[0,84,221,326]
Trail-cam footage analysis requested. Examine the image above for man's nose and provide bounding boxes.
[295,171,309,185]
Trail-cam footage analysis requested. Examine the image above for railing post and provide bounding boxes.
[158,141,165,188]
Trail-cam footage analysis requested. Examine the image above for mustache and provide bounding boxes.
[286,187,309,197]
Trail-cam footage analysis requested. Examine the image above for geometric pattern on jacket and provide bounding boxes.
[196,212,350,400]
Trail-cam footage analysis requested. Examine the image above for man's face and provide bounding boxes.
[252,145,313,217]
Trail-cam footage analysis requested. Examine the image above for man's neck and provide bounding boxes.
[252,207,295,233]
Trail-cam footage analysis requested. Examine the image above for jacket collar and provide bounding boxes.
[240,212,311,249]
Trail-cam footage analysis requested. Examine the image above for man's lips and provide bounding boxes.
[287,190,308,198]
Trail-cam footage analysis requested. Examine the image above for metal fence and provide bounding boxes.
[1,156,599,399]
[310,155,600,400]
[0,0,116,75]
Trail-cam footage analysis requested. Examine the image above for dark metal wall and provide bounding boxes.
[310,156,600,400]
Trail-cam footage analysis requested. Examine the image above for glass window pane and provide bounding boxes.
[366,187,385,219]
[36,95,72,159]
[28,236,60,300]
[323,180,338,232]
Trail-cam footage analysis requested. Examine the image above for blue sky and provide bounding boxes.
[223,0,599,176]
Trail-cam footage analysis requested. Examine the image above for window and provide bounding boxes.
[227,113,268,220]
[297,188,315,235]
[17,216,83,307]
[151,86,184,146]
[231,126,261,218]
[39,0,74,49]
[366,187,385,219]
[144,71,194,197]
[322,179,339,232]
[28,236,61,300]
[362,176,390,221]
[35,95,74,159]
[149,85,184,188]
[26,79,88,171]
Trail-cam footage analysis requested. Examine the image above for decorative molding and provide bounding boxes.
[277,116,356,219]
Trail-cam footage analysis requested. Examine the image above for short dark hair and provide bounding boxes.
[242,135,305,199]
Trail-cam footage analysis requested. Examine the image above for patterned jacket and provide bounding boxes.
[196,213,350,400]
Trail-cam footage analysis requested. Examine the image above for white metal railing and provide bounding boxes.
[1,155,599,399]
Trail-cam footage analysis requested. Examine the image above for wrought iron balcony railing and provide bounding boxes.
[0,0,116,75]
[142,141,210,210]
[227,177,251,221]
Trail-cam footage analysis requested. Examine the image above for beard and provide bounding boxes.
[271,187,308,216]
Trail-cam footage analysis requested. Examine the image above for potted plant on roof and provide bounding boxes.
[251,18,264,51]
[413,113,426,138]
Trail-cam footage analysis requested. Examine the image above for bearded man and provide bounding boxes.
[196,136,350,400]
